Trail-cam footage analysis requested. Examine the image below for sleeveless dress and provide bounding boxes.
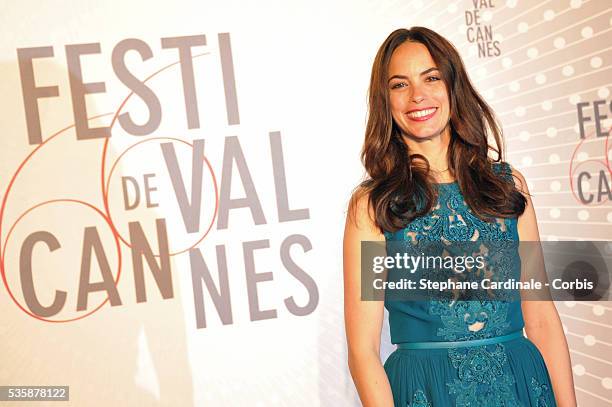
[382,162,557,407]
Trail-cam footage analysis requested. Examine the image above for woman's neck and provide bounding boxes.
[401,127,453,182]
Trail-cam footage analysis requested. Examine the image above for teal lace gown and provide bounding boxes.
[382,163,557,407]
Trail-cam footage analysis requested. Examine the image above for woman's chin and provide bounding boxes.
[402,130,441,141]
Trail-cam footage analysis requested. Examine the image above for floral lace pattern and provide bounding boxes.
[531,377,551,407]
[446,344,520,407]
[393,163,525,406]
[408,389,432,407]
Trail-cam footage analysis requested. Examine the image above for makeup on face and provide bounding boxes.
[387,42,451,141]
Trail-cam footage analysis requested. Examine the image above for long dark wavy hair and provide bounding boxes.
[349,26,527,233]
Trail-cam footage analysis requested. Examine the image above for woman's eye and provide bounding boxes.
[391,82,406,89]
[427,76,440,81]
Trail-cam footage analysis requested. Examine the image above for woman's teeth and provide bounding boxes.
[407,108,437,118]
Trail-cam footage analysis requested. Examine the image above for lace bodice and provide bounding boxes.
[383,162,530,406]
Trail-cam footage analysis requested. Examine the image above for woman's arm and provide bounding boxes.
[512,167,577,407]
[343,191,395,407]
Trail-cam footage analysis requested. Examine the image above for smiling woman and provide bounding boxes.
[343,26,576,407]
[387,44,451,148]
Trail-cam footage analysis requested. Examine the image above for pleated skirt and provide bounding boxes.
[383,336,557,407]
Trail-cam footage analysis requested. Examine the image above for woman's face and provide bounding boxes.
[387,41,451,141]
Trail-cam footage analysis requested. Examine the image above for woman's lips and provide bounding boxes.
[406,107,438,122]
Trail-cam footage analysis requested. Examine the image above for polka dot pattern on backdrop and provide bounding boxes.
[527,47,539,58]
[550,181,561,192]
[573,364,585,376]
[554,37,566,49]
[593,305,605,316]
[544,10,555,21]
[583,335,596,346]
[570,0,582,9]
[590,56,603,68]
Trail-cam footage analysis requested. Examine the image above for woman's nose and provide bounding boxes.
[411,84,425,103]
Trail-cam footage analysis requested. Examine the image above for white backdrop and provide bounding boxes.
[0,1,610,406]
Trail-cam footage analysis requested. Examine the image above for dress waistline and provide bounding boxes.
[396,330,524,350]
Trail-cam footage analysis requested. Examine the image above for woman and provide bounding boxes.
[343,27,576,407]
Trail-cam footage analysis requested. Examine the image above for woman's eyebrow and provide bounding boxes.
[388,67,439,82]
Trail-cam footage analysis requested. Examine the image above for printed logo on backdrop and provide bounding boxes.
[572,98,612,205]
[564,100,611,302]
[465,0,501,58]
[2,33,318,328]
